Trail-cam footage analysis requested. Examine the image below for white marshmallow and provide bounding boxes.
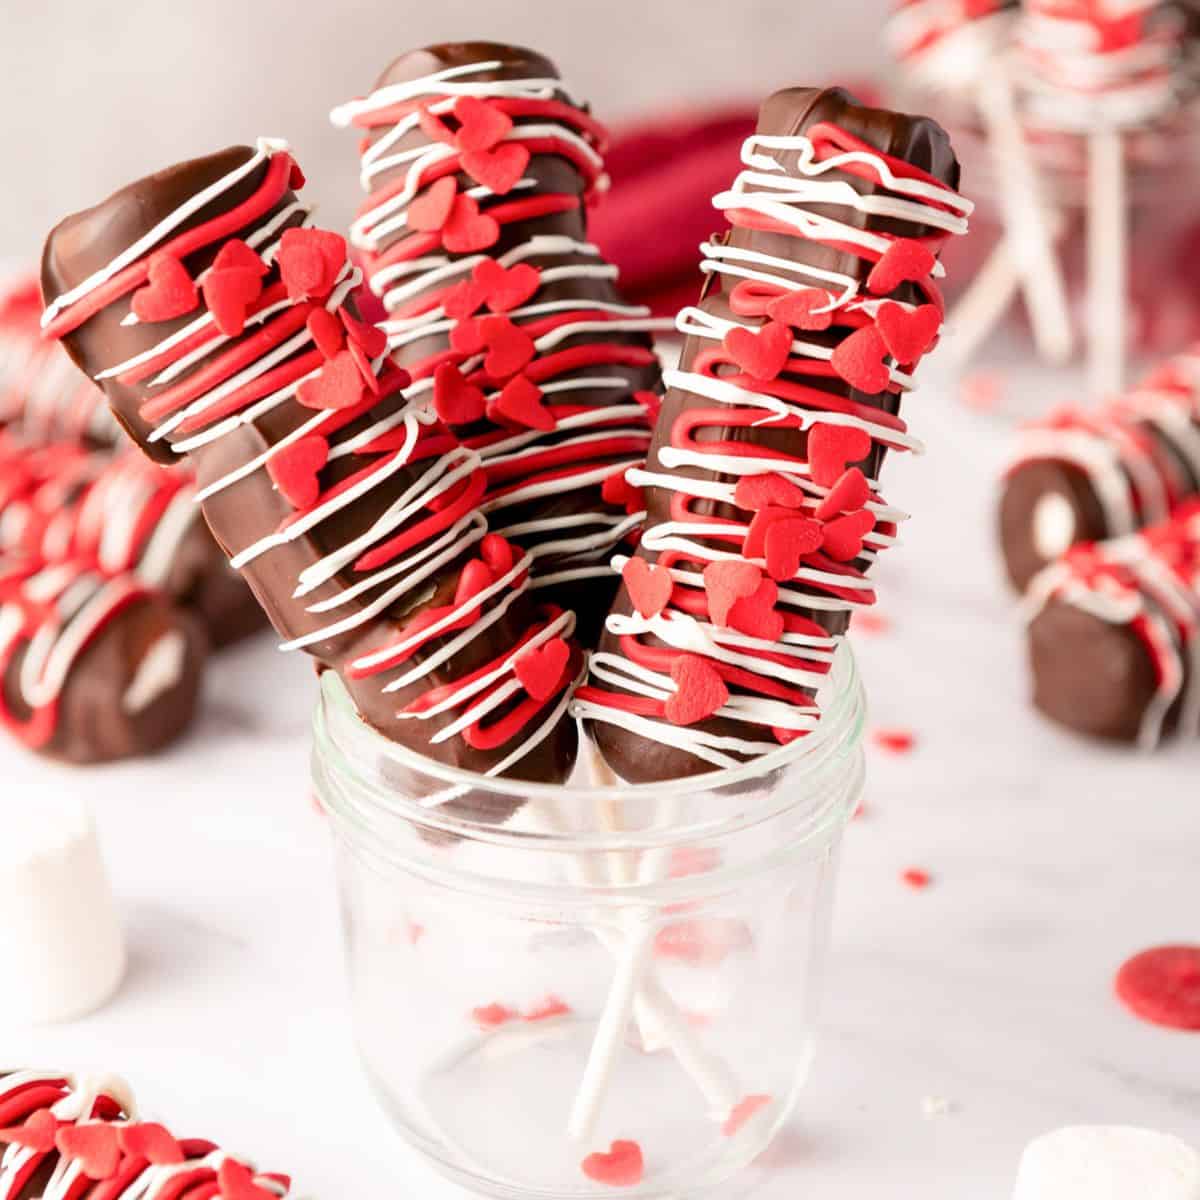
[0,796,126,1023]
[1014,1126,1200,1200]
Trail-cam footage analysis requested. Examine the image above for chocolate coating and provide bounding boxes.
[592,86,961,782]
[1028,599,1161,743]
[43,143,576,790]
[2,596,207,764]
[999,459,1110,591]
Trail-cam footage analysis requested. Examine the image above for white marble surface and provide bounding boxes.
[2,352,1199,1197]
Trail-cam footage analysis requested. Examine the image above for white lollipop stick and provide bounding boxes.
[975,58,1075,364]
[530,796,744,1143]
[565,794,744,1145]
[1088,127,1128,396]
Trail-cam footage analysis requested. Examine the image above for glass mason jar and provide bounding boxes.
[312,647,865,1199]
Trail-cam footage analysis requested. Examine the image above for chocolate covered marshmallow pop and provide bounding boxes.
[0,1070,295,1200]
[999,346,1200,589]
[1018,0,1197,394]
[573,87,972,782]
[888,0,1074,366]
[0,439,220,762]
[331,44,663,642]
[41,139,581,785]
[1024,501,1200,745]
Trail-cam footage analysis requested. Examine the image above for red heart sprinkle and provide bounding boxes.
[442,276,490,321]
[744,505,793,560]
[814,467,870,521]
[296,350,364,411]
[581,1140,645,1188]
[764,515,824,581]
[875,301,941,364]
[901,867,932,889]
[454,559,496,608]
[267,434,329,510]
[212,239,267,276]
[306,308,345,359]
[453,96,514,152]
[525,995,571,1021]
[830,326,891,394]
[433,363,486,425]
[131,254,198,323]
[480,533,516,576]
[474,258,541,313]
[347,339,381,394]
[56,1124,121,1181]
[601,467,644,515]
[867,240,937,296]
[728,577,784,641]
[767,288,835,331]
[408,177,458,233]
[450,317,485,357]
[462,143,530,196]
[635,390,662,426]
[217,1158,278,1200]
[478,316,535,379]
[202,266,262,338]
[808,424,872,488]
[665,655,728,726]
[418,106,457,146]
[487,375,554,431]
[514,636,571,701]
[722,1094,773,1137]
[288,159,306,190]
[821,509,876,561]
[117,1123,184,1166]
[472,1003,517,1029]
[443,194,501,254]
[277,228,347,301]
[703,560,763,627]
[0,1109,58,1152]
[622,556,673,618]
[733,472,805,512]
[339,308,388,358]
[723,319,793,381]
[873,727,916,754]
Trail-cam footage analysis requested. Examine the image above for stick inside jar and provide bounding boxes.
[1088,127,1127,397]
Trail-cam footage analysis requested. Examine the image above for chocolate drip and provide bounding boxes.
[42,144,577,790]
[588,87,963,782]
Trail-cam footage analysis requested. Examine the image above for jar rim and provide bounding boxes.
[313,644,865,852]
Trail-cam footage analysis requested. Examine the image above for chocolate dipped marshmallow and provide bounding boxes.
[999,348,1200,591]
[41,140,580,784]
[1024,502,1200,746]
[0,440,214,762]
[0,1070,294,1200]
[331,44,663,641]
[574,87,971,781]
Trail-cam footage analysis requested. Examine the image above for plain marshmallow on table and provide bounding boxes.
[1013,1127,1200,1200]
[0,795,126,1023]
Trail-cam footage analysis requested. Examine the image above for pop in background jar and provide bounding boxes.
[312,646,865,1199]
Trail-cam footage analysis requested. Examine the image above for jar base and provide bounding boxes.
[362,1018,798,1197]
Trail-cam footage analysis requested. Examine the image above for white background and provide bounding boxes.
[0,0,885,261]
